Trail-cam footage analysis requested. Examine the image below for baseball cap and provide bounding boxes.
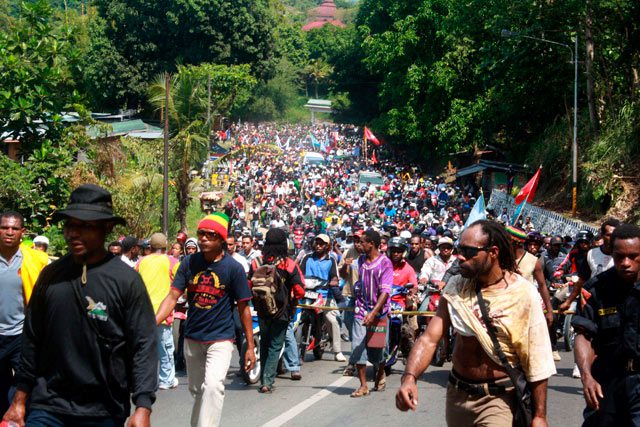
[149,232,168,249]
[315,234,331,244]
[437,237,454,247]
[33,235,49,246]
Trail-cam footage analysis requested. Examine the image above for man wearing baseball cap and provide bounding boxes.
[4,184,158,427]
[135,233,180,390]
[156,213,256,427]
[419,236,457,289]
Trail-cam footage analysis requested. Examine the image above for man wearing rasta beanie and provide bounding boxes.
[156,212,256,426]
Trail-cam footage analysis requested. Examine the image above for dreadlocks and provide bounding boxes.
[471,219,518,273]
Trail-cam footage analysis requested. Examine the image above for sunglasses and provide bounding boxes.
[197,230,220,240]
[457,245,491,259]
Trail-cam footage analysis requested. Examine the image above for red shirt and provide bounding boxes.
[392,260,418,287]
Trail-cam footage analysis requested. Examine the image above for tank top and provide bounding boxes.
[517,251,539,286]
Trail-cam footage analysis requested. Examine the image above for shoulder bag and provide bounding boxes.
[475,283,533,427]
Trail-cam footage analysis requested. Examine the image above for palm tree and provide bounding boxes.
[148,70,209,231]
[304,58,333,98]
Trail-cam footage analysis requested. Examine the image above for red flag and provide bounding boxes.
[514,166,542,205]
[371,150,378,164]
[364,127,381,146]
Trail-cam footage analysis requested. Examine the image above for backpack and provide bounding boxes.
[251,258,287,318]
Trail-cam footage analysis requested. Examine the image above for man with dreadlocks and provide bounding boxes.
[396,220,555,427]
[249,228,305,394]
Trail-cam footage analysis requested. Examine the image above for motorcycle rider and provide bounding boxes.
[300,234,346,362]
[387,237,419,347]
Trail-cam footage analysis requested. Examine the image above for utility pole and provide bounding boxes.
[162,73,170,235]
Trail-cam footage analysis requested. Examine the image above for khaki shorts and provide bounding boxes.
[445,380,516,427]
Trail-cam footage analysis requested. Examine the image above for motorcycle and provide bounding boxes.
[384,284,415,375]
[417,282,454,367]
[295,277,331,361]
[240,304,304,384]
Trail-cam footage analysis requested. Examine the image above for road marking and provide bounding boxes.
[261,376,353,427]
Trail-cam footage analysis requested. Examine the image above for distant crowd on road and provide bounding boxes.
[1,122,640,427]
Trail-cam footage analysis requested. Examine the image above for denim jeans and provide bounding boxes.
[26,409,124,427]
[258,318,289,387]
[0,334,21,415]
[158,324,176,387]
[282,320,300,373]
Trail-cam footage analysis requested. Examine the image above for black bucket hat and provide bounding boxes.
[53,184,126,225]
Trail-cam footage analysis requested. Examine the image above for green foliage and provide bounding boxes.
[0,0,83,149]
[148,63,255,229]
[583,101,640,202]
[90,0,279,108]
[0,140,74,230]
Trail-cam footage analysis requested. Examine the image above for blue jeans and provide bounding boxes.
[0,334,21,415]
[258,318,289,387]
[343,297,355,342]
[282,320,300,373]
[157,324,176,387]
[27,409,124,427]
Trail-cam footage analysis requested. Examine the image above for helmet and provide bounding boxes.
[575,230,593,244]
[176,232,188,245]
[387,237,408,251]
[526,231,544,243]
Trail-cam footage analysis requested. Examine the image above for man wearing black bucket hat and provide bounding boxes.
[2,184,158,427]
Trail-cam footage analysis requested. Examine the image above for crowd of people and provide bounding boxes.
[0,122,639,427]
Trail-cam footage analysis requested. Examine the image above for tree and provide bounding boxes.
[304,58,333,98]
[0,0,83,150]
[148,64,256,230]
[91,0,279,108]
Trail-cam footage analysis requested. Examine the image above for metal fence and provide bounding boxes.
[487,190,598,237]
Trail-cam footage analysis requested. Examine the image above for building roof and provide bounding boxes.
[302,0,345,32]
[86,119,162,140]
[456,160,529,178]
[302,20,346,31]
[314,0,337,19]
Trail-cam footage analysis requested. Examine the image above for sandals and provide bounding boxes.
[342,365,355,377]
[350,387,370,398]
[373,378,386,392]
[258,385,273,394]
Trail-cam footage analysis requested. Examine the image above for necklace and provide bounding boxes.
[486,271,506,287]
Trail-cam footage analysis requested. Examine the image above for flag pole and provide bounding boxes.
[363,128,368,166]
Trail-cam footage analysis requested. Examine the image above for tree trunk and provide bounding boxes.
[584,0,599,133]
[315,81,319,98]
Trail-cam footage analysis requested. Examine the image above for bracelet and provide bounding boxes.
[401,372,418,382]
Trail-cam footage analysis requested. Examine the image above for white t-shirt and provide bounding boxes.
[587,247,613,278]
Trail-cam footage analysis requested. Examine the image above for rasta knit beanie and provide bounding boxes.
[505,225,527,242]
[197,212,229,240]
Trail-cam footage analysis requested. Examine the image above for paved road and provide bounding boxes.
[152,345,585,426]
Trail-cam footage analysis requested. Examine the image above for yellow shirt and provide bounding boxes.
[20,244,49,304]
[136,254,180,320]
[444,274,556,382]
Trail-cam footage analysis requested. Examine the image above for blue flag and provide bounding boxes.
[310,133,320,149]
[511,199,527,225]
[465,193,487,228]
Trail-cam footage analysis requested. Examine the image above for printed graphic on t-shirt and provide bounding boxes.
[85,296,108,321]
[190,270,226,309]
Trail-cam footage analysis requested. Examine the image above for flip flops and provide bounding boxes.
[350,387,370,398]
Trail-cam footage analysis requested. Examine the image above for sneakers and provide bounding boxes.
[552,351,561,362]
[291,372,302,381]
[335,352,347,362]
[572,365,581,379]
[159,378,179,390]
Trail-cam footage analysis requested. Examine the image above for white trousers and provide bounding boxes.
[184,339,234,427]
